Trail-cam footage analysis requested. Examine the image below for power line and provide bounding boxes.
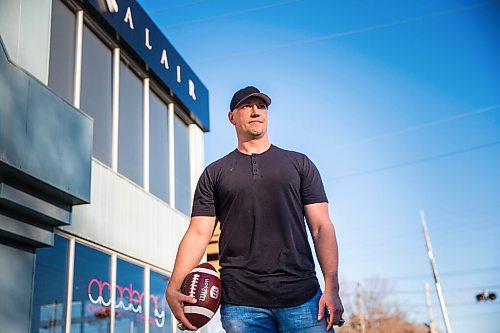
[327,105,499,153]
[150,0,213,14]
[340,204,500,234]
[387,266,500,281]
[325,140,500,182]
[195,0,500,63]
[159,0,302,30]
[394,285,500,295]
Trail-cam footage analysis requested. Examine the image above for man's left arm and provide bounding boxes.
[304,202,344,331]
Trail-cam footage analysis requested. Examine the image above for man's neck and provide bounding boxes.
[237,137,271,155]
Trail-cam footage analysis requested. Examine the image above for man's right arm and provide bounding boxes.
[165,215,217,330]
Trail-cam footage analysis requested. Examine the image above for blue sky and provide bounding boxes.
[140,0,500,331]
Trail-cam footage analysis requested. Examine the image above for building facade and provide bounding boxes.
[0,0,210,332]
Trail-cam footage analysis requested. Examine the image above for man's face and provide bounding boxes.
[228,97,268,140]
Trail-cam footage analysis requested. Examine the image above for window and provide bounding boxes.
[72,243,111,332]
[149,91,169,202]
[174,114,191,215]
[150,271,172,333]
[80,25,113,166]
[118,61,144,186]
[115,259,145,332]
[31,235,69,333]
[48,0,75,104]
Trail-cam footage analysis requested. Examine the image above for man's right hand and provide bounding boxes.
[165,284,198,331]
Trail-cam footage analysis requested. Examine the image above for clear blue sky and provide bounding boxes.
[140,1,500,331]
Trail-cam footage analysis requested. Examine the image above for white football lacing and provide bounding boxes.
[189,274,200,298]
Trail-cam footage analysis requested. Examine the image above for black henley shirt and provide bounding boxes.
[191,145,328,307]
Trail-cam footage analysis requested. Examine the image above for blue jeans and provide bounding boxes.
[220,289,331,333]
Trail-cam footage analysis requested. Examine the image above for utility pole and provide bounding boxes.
[421,210,453,333]
[424,282,437,333]
[357,282,366,333]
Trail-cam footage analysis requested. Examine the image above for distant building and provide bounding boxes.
[0,0,211,332]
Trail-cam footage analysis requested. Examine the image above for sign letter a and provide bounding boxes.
[124,7,134,29]
[161,50,169,69]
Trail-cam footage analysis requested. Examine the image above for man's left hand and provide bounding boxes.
[317,289,344,331]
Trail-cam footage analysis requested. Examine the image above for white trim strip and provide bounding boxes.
[143,78,150,192]
[191,267,219,278]
[144,266,150,333]
[184,306,215,318]
[168,103,175,208]
[111,48,120,172]
[64,238,75,333]
[73,10,83,108]
[110,254,117,333]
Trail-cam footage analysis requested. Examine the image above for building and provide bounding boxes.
[0,0,211,332]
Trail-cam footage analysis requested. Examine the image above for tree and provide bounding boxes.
[337,277,432,333]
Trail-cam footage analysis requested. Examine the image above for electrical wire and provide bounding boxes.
[194,0,500,63]
[159,0,302,29]
[150,0,213,14]
[325,140,500,182]
[327,105,499,153]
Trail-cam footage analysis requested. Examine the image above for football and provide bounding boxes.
[180,262,221,328]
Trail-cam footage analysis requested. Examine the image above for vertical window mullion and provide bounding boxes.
[188,124,196,210]
[110,254,117,333]
[64,238,75,333]
[73,10,83,108]
[144,78,150,192]
[168,103,175,209]
[112,48,120,172]
[144,267,150,333]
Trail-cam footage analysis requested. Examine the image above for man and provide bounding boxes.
[166,86,344,332]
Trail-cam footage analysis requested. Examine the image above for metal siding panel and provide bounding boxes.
[0,33,93,205]
[0,56,30,166]
[0,214,54,247]
[0,242,34,333]
[66,160,189,270]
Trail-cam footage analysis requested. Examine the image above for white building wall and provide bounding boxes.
[64,159,191,271]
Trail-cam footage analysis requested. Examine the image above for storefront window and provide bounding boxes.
[149,91,169,202]
[115,259,145,332]
[174,115,191,215]
[150,271,172,333]
[48,0,75,104]
[31,235,69,333]
[72,243,111,333]
[81,25,113,166]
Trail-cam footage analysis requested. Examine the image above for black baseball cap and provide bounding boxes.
[230,86,271,111]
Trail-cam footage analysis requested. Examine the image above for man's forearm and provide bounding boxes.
[313,222,340,292]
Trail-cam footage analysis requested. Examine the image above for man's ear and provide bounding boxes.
[228,111,236,125]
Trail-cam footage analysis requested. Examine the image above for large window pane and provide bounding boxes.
[72,244,111,333]
[174,115,190,215]
[118,61,144,186]
[48,0,75,104]
[149,92,169,202]
[115,259,145,333]
[80,25,113,166]
[150,271,172,333]
[31,235,69,333]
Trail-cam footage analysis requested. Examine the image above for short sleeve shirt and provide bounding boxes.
[191,145,328,307]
